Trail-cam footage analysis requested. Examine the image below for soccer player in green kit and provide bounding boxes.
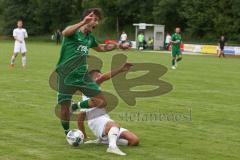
[56,8,118,135]
[171,27,182,69]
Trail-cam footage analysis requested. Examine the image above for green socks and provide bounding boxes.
[61,120,70,135]
[172,59,175,66]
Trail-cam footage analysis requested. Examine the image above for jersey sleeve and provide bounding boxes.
[13,29,17,37]
[24,29,28,38]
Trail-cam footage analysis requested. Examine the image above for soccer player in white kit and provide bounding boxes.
[10,20,28,68]
[73,63,139,156]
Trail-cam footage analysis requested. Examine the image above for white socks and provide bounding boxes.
[108,127,119,148]
[10,54,26,67]
[117,139,128,146]
[101,138,128,146]
[22,55,26,66]
[10,55,16,65]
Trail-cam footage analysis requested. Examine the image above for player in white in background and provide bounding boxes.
[73,63,139,156]
[165,33,172,50]
[119,31,127,44]
[10,20,28,68]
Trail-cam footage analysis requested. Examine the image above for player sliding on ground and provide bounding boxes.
[56,8,118,135]
[171,27,182,69]
[72,62,139,156]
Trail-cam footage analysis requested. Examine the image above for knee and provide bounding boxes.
[22,53,26,57]
[93,98,107,108]
[60,101,71,116]
[128,136,139,146]
[104,122,120,135]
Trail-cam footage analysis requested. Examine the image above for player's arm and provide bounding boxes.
[171,39,179,44]
[170,35,179,44]
[92,43,118,52]
[24,29,28,38]
[13,36,22,43]
[13,30,22,43]
[62,12,94,37]
[78,111,87,138]
[95,62,133,84]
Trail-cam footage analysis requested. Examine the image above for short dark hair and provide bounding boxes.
[82,8,103,20]
[88,69,101,76]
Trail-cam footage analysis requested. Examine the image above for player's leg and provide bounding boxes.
[71,92,107,111]
[176,52,183,62]
[21,43,27,67]
[171,51,177,69]
[104,121,126,156]
[71,75,107,111]
[57,79,74,135]
[119,130,139,146]
[10,43,20,67]
[217,49,220,57]
[222,49,225,57]
[21,52,27,67]
[10,52,18,67]
[81,91,107,109]
[60,100,71,135]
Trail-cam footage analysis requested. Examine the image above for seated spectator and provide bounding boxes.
[147,37,154,49]
[120,31,128,45]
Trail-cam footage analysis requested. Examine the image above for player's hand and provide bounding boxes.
[120,62,133,72]
[82,12,94,25]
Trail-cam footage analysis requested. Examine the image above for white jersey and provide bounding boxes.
[165,35,171,44]
[120,33,127,41]
[13,28,28,43]
[13,28,28,53]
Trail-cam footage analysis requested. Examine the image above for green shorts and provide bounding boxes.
[56,56,101,104]
[172,49,182,57]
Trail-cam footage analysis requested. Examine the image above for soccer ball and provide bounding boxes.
[66,129,84,147]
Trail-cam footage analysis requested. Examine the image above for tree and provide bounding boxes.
[1,0,83,35]
[153,0,186,32]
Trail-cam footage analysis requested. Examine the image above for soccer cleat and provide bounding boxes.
[64,129,70,135]
[107,147,126,156]
[171,66,176,70]
[70,102,80,112]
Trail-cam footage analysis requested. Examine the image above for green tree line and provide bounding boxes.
[0,0,240,42]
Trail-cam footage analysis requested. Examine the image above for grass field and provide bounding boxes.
[0,41,240,160]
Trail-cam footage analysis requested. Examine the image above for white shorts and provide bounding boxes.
[14,42,27,53]
[100,128,128,141]
[88,115,128,140]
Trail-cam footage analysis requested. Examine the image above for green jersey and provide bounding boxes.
[55,29,100,103]
[57,29,98,70]
[138,34,144,43]
[171,33,182,51]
